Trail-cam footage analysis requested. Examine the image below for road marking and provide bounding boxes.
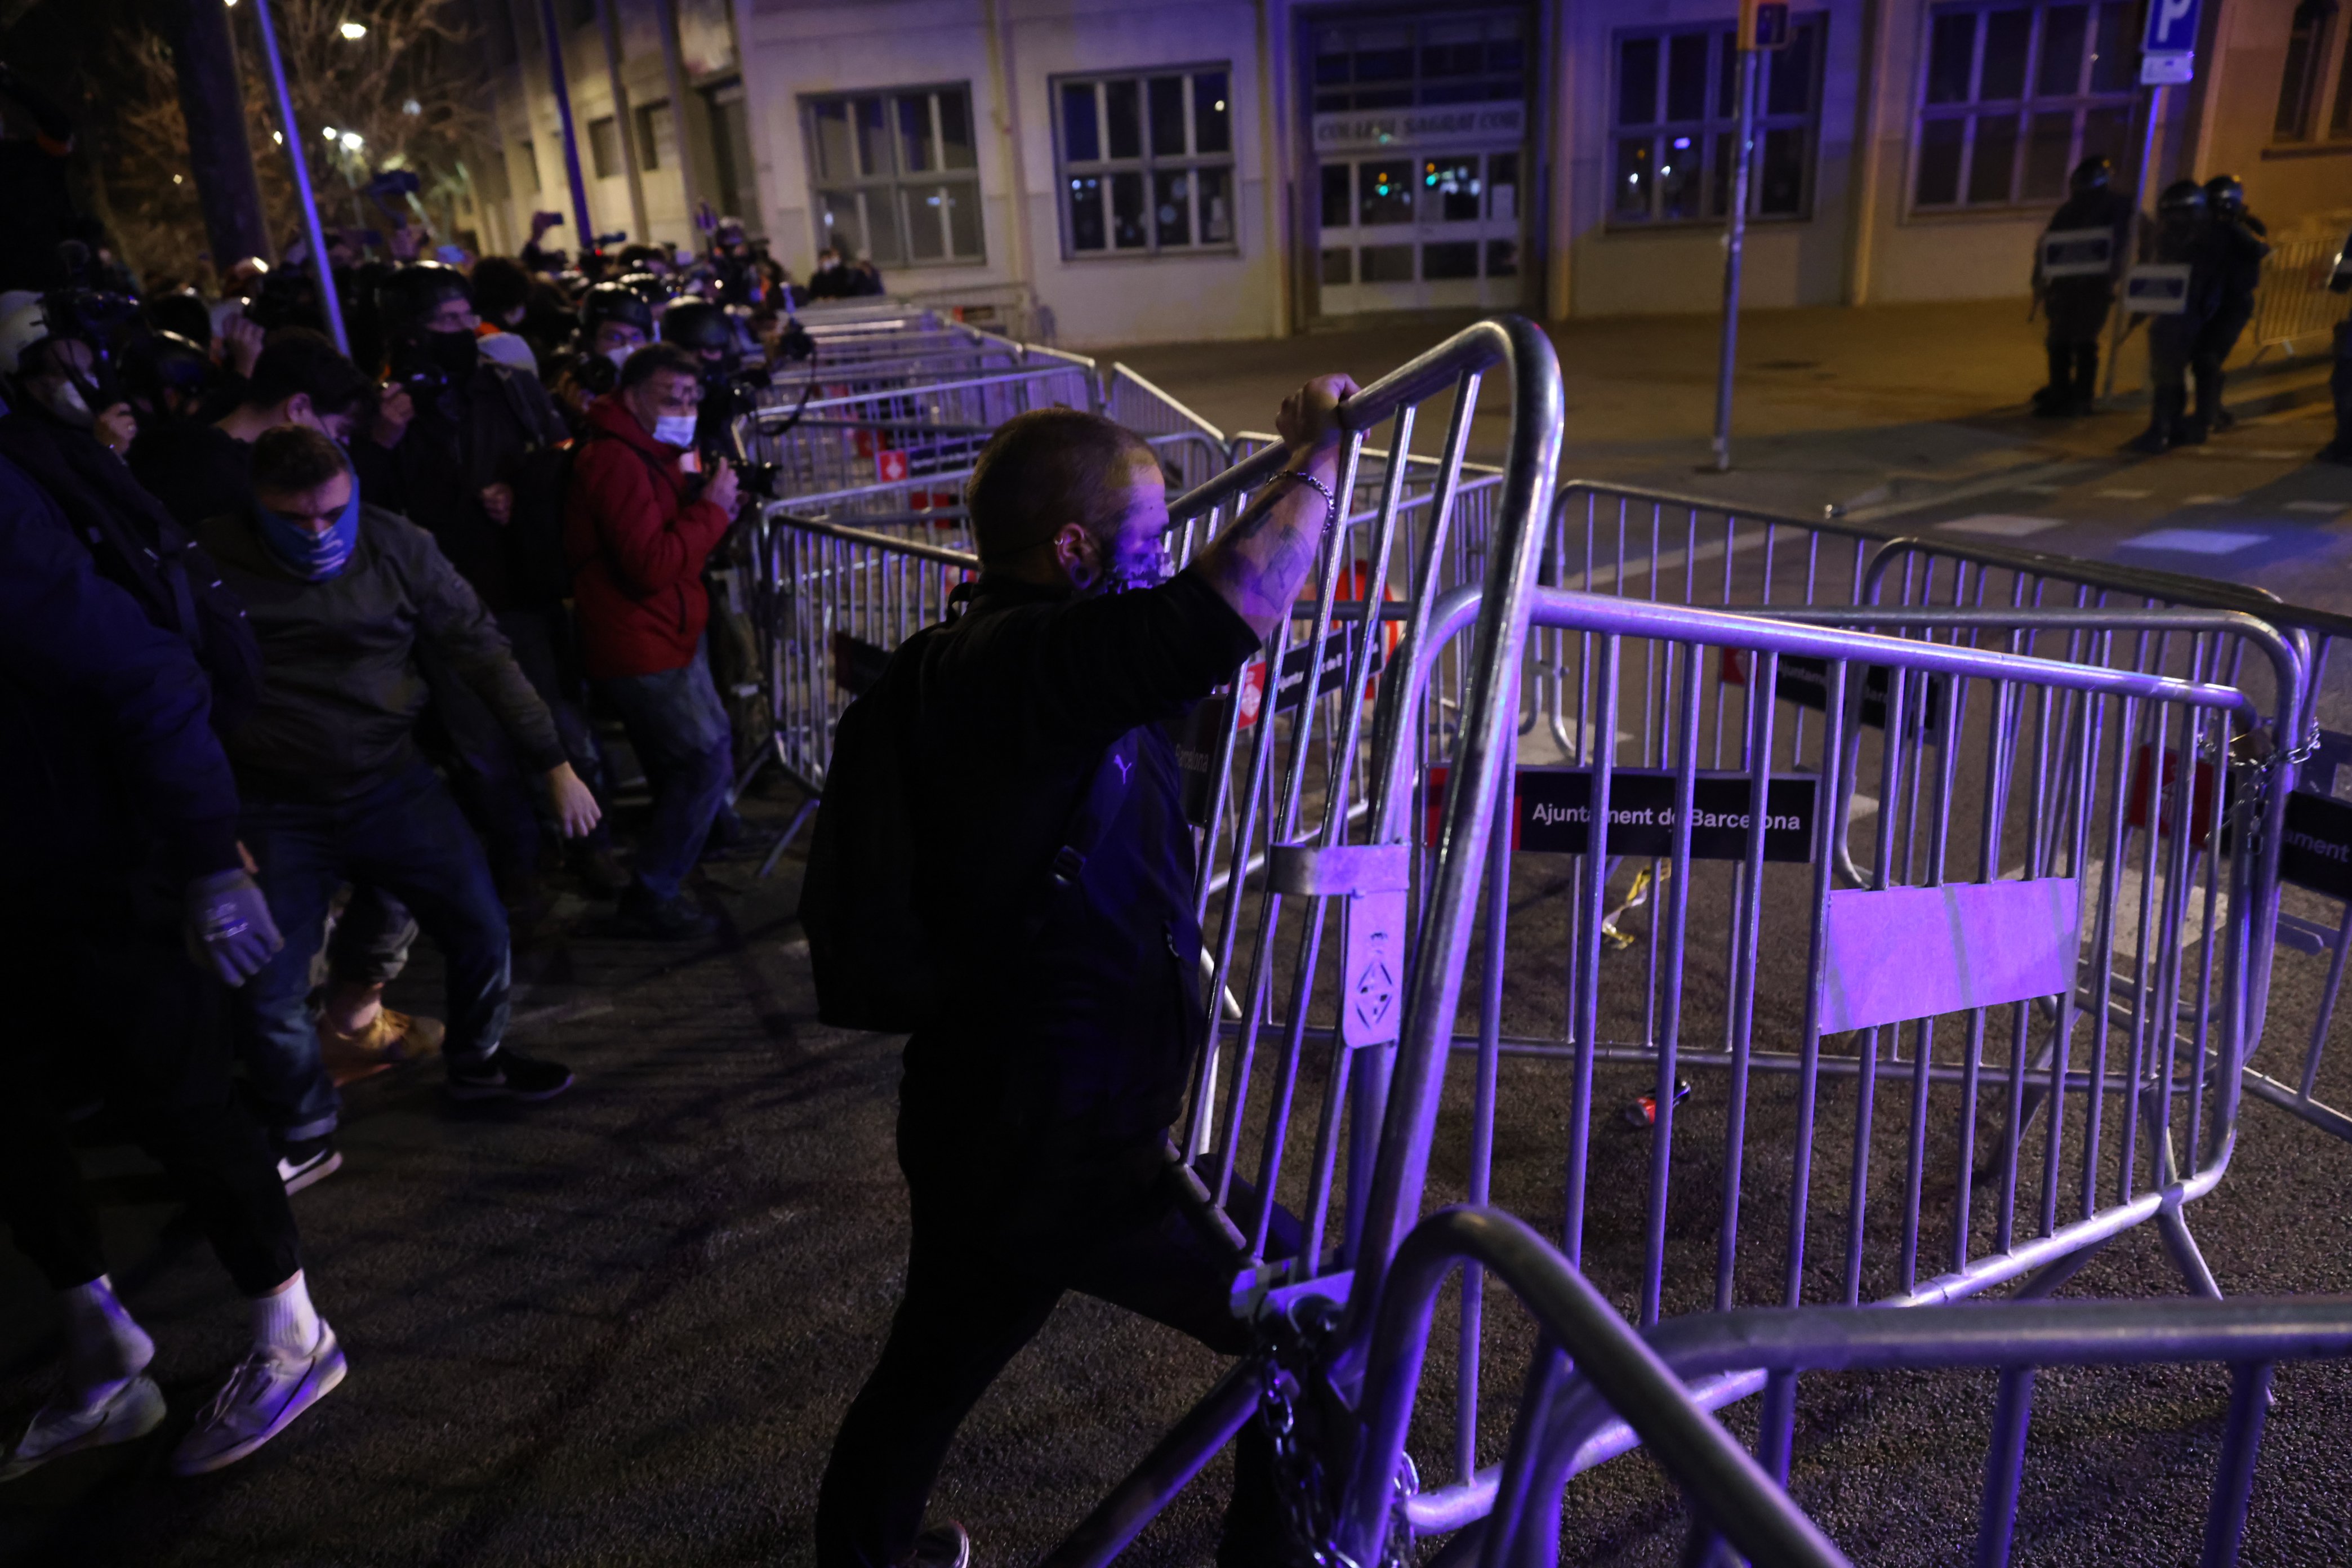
[2284,500,2346,514]
[2097,488,2153,498]
[2015,483,2065,495]
[2117,528,2265,555]
[1936,513,2066,538]
[2182,495,2237,505]
[2236,449,2305,460]
[1575,537,1731,590]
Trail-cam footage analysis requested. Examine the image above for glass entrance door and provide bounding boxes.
[1317,149,1520,313]
[1308,11,1529,318]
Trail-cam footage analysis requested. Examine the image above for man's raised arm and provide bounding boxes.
[1189,373,1358,639]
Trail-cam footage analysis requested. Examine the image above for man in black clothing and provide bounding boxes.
[202,426,600,1178]
[814,377,1355,1568]
[2030,157,2133,417]
[353,263,574,908]
[0,452,346,1480]
[2191,173,2270,434]
[129,327,375,534]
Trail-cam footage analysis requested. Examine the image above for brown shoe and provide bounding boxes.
[319,1008,445,1084]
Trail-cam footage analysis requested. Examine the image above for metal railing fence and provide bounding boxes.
[2247,230,2352,361]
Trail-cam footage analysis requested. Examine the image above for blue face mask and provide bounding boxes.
[255,478,362,581]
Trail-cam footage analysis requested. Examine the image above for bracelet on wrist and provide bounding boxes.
[1276,468,1339,525]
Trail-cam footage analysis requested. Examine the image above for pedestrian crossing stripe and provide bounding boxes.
[1935,514,2066,537]
[2118,528,2265,555]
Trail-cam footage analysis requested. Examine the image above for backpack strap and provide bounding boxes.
[1049,728,1142,889]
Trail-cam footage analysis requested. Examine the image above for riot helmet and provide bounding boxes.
[2157,179,2207,219]
[2203,174,2246,217]
[658,299,734,363]
[2069,157,2113,197]
[580,282,654,365]
[119,329,219,423]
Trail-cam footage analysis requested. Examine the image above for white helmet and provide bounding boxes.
[0,296,52,376]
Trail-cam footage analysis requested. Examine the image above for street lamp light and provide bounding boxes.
[338,20,366,39]
[340,131,363,152]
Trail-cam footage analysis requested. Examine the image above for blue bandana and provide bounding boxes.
[255,475,361,581]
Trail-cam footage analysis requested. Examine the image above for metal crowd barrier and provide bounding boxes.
[1547,480,2352,1150]
[2247,231,2352,362]
[1343,1206,2352,1568]
[1052,478,2301,1562]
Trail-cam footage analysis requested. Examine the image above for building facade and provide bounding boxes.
[460,0,2352,348]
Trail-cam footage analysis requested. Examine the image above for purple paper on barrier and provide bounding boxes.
[1817,878,2079,1034]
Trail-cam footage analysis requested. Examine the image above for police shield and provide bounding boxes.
[2124,263,2193,314]
[2041,227,2116,279]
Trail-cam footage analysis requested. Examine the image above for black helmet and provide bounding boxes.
[2069,156,2113,195]
[614,271,672,309]
[580,282,653,334]
[2157,179,2207,219]
[658,299,732,355]
[374,261,473,341]
[2203,173,2246,216]
[144,289,214,349]
[120,329,217,410]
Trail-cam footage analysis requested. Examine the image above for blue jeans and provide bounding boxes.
[235,764,513,1143]
[598,645,733,902]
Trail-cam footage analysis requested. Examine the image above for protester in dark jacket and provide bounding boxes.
[0,452,345,1483]
[813,383,1355,1568]
[563,343,740,939]
[350,263,573,908]
[201,427,599,1177]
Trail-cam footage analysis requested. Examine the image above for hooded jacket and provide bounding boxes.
[562,393,733,681]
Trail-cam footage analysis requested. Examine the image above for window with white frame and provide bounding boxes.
[803,86,985,268]
[1054,66,1236,257]
[1912,1,2139,210]
[1611,20,1825,224]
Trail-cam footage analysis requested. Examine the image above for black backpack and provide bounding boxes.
[801,620,1139,1034]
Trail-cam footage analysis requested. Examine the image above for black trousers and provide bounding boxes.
[0,870,302,1299]
[815,1108,1278,1568]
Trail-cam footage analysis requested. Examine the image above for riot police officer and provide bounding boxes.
[2322,223,2352,466]
[2192,174,2270,433]
[2126,180,2225,455]
[2032,157,2134,416]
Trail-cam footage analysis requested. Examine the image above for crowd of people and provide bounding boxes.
[0,231,810,1478]
[2029,155,2352,461]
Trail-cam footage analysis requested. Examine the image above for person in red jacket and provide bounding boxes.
[564,342,742,939]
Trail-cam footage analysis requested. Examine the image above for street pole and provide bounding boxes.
[596,0,649,243]
[2104,82,2164,399]
[536,0,598,261]
[650,0,703,251]
[249,0,348,357]
[1713,46,1759,473]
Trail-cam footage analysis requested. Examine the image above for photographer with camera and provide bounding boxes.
[547,282,651,426]
[351,262,574,916]
[564,343,739,939]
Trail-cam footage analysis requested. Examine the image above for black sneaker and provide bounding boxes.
[446,1048,574,1102]
[275,1137,343,1195]
[615,886,720,942]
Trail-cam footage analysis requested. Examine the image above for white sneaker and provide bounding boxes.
[0,1374,167,1481]
[167,1324,346,1476]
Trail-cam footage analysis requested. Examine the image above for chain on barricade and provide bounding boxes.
[2211,717,2320,863]
[1255,1294,1419,1568]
